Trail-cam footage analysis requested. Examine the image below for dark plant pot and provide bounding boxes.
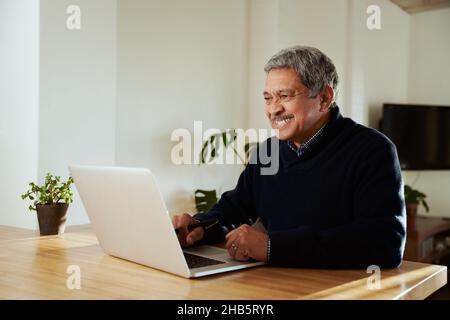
[36,203,68,236]
[406,202,418,230]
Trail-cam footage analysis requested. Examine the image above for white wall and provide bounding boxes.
[247,0,350,131]
[404,8,450,218]
[39,0,117,225]
[1,0,249,228]
[247,0,279,132]
[277,0,350,115]
[348,0,410,127]
[0,0,39,228]
[115,0,249,216]
[408,8,450,105]
[246,0,410,128]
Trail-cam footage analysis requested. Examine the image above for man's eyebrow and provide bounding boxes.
[262,89,293,95]
[278,88,294,92]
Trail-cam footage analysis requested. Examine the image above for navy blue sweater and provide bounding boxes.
[194,106,406,269]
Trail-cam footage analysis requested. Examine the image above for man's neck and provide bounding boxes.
[291,112,331,149]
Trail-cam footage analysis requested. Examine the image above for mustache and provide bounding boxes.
[270,114,294,121]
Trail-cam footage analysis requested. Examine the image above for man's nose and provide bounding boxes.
[267,101,284,117]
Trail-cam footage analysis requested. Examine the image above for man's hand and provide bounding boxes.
[172,213,204,247]
[225,224,268,262]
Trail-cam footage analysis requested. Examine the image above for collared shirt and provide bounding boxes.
[287,124,327,157]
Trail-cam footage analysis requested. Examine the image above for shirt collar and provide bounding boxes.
[287,123,327,158]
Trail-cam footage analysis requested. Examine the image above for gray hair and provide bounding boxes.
[264,46,339,105]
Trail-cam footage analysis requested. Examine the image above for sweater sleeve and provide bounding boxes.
[193,162,258,244]
[269,136,407,269]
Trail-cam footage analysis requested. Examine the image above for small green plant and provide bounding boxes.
[21,173,74,212]
[195,129,258,212]
[199,129,258,165]
[404,185,429,212]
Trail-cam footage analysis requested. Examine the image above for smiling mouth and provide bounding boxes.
[272,114,294,128]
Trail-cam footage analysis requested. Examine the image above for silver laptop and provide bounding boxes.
[69,165,264,278]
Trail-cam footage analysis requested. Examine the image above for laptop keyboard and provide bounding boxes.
[183,252,226,269]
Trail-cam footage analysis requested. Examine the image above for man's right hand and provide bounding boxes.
[172,213,205,247]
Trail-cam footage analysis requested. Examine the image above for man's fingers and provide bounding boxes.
[225,227,239,239]
[225,226,243,248]
[225,226,246,249]
[227,240,238,258]
[173,213,196,247]
[172,215,186,246]
[225,232,239,250]
[225,224,251,239]
[186,227,204,245]
[178,213,193,234]
[234,248,249,261]
[225,227,253,261]
[226,232,245,259]
[179,213,192,227]
[172,216,179,228]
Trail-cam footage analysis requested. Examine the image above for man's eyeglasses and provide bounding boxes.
[263,89,309,105]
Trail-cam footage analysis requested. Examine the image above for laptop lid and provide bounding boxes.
[69,165,191,278]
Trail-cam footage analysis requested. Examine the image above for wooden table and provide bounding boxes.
[0,225,447,300]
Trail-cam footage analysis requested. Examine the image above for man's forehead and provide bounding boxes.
[264,68,306,92]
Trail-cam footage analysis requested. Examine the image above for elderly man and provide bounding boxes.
[173,46,406,269]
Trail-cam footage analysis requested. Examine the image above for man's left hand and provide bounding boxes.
[225,224,268,262]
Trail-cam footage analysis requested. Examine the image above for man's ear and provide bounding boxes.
[319,85,334,112]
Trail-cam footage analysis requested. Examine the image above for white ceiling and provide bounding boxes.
[390,0,450,13]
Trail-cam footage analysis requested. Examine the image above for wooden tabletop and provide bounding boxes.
[0,225,447,300]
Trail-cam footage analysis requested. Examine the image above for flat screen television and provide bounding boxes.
[380,103,450,170]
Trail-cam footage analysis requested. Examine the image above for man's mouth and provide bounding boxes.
[272,114,294,128]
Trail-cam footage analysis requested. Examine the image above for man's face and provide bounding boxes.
[264,68,328,146]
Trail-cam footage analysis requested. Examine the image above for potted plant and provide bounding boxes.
[21,173,74,236]
[404,184,429,229]
[195,130,258,212]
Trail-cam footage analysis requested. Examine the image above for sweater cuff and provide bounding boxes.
[193,213,227,244]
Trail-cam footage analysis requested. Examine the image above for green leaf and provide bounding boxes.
[194,189,218,213]
[222,132,227,145]
[244,142,258,163]
[199,130,259,166]
[21,174,75,209]
[422,199,430,212]
[200,139,210,164]
[404,184,429,212]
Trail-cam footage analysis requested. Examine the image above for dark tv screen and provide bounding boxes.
[380,103,450,170]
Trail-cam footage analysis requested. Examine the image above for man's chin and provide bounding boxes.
[274,131,294,141]
[269,124,297,141]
